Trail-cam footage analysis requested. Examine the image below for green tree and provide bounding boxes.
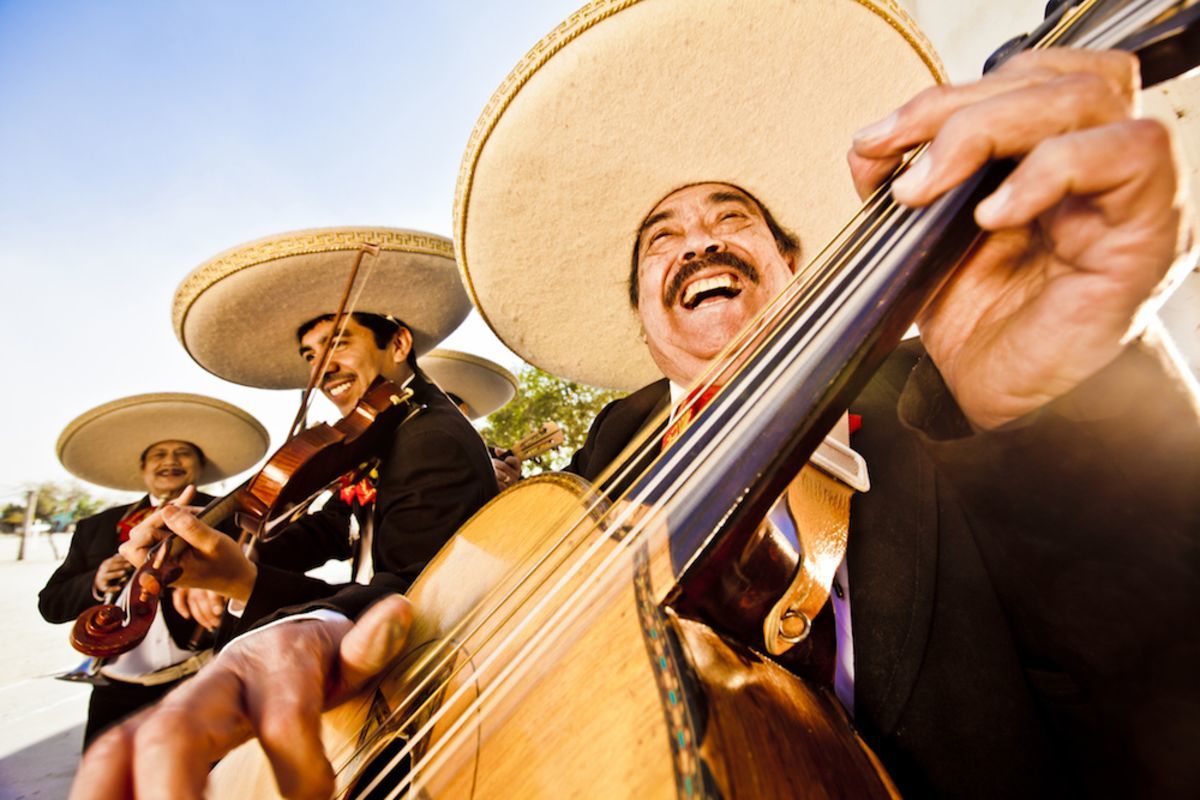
[31,482,107,528]
[480,367,626,473]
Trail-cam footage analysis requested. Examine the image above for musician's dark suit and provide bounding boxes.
[226,372,499,638]
[39,493,217,748]
[565,338,1200,799]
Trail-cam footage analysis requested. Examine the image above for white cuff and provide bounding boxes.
[224,608,350,649]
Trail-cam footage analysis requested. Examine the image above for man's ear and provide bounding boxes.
[391,326,414,365]
[786,250,800,275]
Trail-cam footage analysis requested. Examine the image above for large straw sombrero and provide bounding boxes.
[456,0,945,390]
[173,227,472,389]
[57,393,270,492]
[419,349,519,420]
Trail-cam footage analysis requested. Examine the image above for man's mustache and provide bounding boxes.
[663,251,760,308]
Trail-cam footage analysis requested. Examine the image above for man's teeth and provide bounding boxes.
[328,381,352,397]
[681,274,740,309]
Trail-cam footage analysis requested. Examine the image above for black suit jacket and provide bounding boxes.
[39,493,218,648]
[567,338,1200,798]
[226,373,499,638]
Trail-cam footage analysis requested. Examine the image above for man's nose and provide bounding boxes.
[681,240,724,263]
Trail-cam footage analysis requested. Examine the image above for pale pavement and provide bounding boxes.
[0,532,87,800]
[0,530,355,800]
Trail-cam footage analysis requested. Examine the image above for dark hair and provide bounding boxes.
[140,441,207,468]
[296,312,421,373]
[628,185,800,308]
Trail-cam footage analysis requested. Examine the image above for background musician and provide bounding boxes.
[41,392,267,747]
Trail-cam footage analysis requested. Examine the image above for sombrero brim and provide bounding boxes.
[419,349,519,420]
[57,393,270,492]
[174,228,472,389]
[456,0,945,390]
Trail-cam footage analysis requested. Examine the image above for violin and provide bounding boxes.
[69,378,419,658]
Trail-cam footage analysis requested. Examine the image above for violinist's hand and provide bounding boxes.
[848,49,1194,429]
[120,502,257,604]
[172,586,226,631]
[492,447,521,490]
[70,594,413,800]
[92,553,132,597]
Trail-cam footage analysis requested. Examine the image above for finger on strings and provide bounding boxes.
[847,147,903,199]
[120,514,171,566]
[336,595,412,700]
[244,652,337,800]
[993,49,1139,103]
[851,69,1052,159]
[850,47,1137,167]
[170,485,197,508]
[130,665,253,799]
[975,119,1178,237]
[890,71,1132,208]
[160,504,221,554]
[70,723,135,800]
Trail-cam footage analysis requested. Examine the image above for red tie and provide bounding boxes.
[662,384,722,450]
[115,504,154,543]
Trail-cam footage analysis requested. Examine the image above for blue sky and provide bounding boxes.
[0,0,589,500]
[15,0,1182,502]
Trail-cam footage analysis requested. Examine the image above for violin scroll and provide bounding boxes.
[70,535,183,657]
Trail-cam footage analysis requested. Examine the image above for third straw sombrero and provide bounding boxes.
[173,227,472,389]
[455,0,945,390]
[419,349,519,420]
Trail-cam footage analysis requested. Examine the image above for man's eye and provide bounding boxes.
[719,211,743,221]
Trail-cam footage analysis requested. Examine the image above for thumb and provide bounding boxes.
[334,595,412,701]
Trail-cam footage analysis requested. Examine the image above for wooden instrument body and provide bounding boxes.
[211,476,895,799]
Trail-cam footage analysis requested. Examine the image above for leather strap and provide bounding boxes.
[762,414,859,656]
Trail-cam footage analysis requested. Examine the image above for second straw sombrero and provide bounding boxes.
[419,349,519,420]
[57,393,270,492]
[456,0,945,390]
[173,227,472,389]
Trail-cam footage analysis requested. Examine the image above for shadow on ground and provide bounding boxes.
[0,723,81,800]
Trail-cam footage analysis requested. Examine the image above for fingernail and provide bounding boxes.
[892,154,932,197]
[853,112,898,144]
[975,184,1011,226]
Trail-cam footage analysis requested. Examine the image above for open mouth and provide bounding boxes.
[155,468,186,478]
[680,273,744,310]
[324,377,355,399]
